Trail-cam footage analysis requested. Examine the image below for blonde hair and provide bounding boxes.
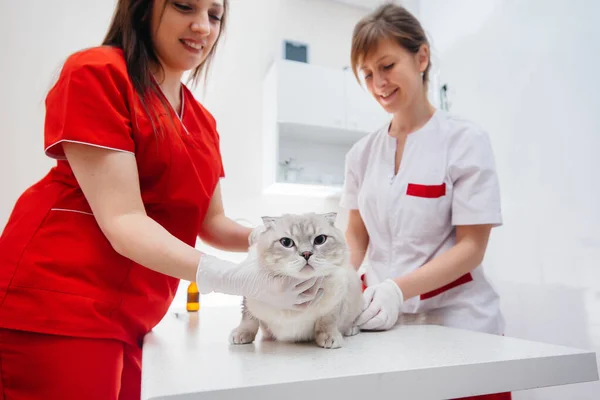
[351,3,431,84]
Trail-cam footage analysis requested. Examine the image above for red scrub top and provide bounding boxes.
[0,46,224,346]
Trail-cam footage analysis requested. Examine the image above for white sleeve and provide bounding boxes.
[339,147,361,209]
[449,127,503,227]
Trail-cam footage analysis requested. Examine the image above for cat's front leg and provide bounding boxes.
[229,301,260,345]
[315,313,344,349]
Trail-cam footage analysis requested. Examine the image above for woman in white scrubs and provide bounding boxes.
[342,3,507,344]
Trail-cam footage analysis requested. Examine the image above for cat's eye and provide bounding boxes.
[313,235,327,246]
[279,237,295,248]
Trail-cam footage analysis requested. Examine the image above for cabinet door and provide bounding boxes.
[276,60,346,130]
[344,69,391,133]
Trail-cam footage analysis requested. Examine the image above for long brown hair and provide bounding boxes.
[351,3,430,86]
[102,0,229,135]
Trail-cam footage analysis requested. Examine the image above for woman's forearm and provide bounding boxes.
[345,210,370,270]
[346,231,369,270]
[199,214,252,252]
[394,226,490,300]
[108,213,200,282]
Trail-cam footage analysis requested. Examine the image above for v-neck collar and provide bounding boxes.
[385,109,440,178]
[386,109,439,142]
[174,85,190,135]
[151,75,190,135]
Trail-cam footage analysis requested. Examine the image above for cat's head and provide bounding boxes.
[254,212,348,279]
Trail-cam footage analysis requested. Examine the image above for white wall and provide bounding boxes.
[0,0,118,229]
[417,0,600,398]
[278,138,348,186]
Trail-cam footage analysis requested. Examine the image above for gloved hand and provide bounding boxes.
[196,248,322,310]
[355,279,404,331]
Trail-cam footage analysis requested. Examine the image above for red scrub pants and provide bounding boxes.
[0,328,142,400]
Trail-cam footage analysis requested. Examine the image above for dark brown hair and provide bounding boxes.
[351,3,430,85]
[102,0,229,135]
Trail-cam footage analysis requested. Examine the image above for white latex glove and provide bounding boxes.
[196,248,322,310]
[356,279,404,331]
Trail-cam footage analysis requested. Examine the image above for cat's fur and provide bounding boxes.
[229,212,363,349]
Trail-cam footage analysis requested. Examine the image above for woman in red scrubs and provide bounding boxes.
[0,1,320,399]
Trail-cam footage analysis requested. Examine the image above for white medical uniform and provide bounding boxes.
[340,110,505,335]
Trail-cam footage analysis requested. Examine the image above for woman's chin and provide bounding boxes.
[162,58,205,75]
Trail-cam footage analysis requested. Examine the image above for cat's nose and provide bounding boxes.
[302,251,313,261]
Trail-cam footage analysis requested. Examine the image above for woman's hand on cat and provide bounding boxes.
[355,279,404,331]
[244,271,324,310]
[196,250,323,310]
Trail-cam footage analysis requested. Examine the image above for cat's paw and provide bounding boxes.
[315,330,344,349]
[229,328,257,345]
[343,325,360,337]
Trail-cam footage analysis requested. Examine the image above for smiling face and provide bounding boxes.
[359,38,429,114]
[351,4,431,115]
[150,0,224,76]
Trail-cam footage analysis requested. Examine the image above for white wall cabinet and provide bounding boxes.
[276,60,346,130]
[262,59,390,197]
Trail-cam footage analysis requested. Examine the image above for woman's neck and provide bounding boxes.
[389,91,436,138]
[152,65,184,113]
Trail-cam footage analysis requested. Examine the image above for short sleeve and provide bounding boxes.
[215,133,225,178]
[44,50,135,160]
[449,128,503,227]
[339,147,361,209]
[209,115,225,178]
[195,98,225,178]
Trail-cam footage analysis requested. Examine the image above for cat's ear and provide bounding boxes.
[261,216,278,230]
[321,212,337,226]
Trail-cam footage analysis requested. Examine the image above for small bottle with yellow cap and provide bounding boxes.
[186,281,200,312]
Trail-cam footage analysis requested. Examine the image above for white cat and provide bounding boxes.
[229,212,363,349]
